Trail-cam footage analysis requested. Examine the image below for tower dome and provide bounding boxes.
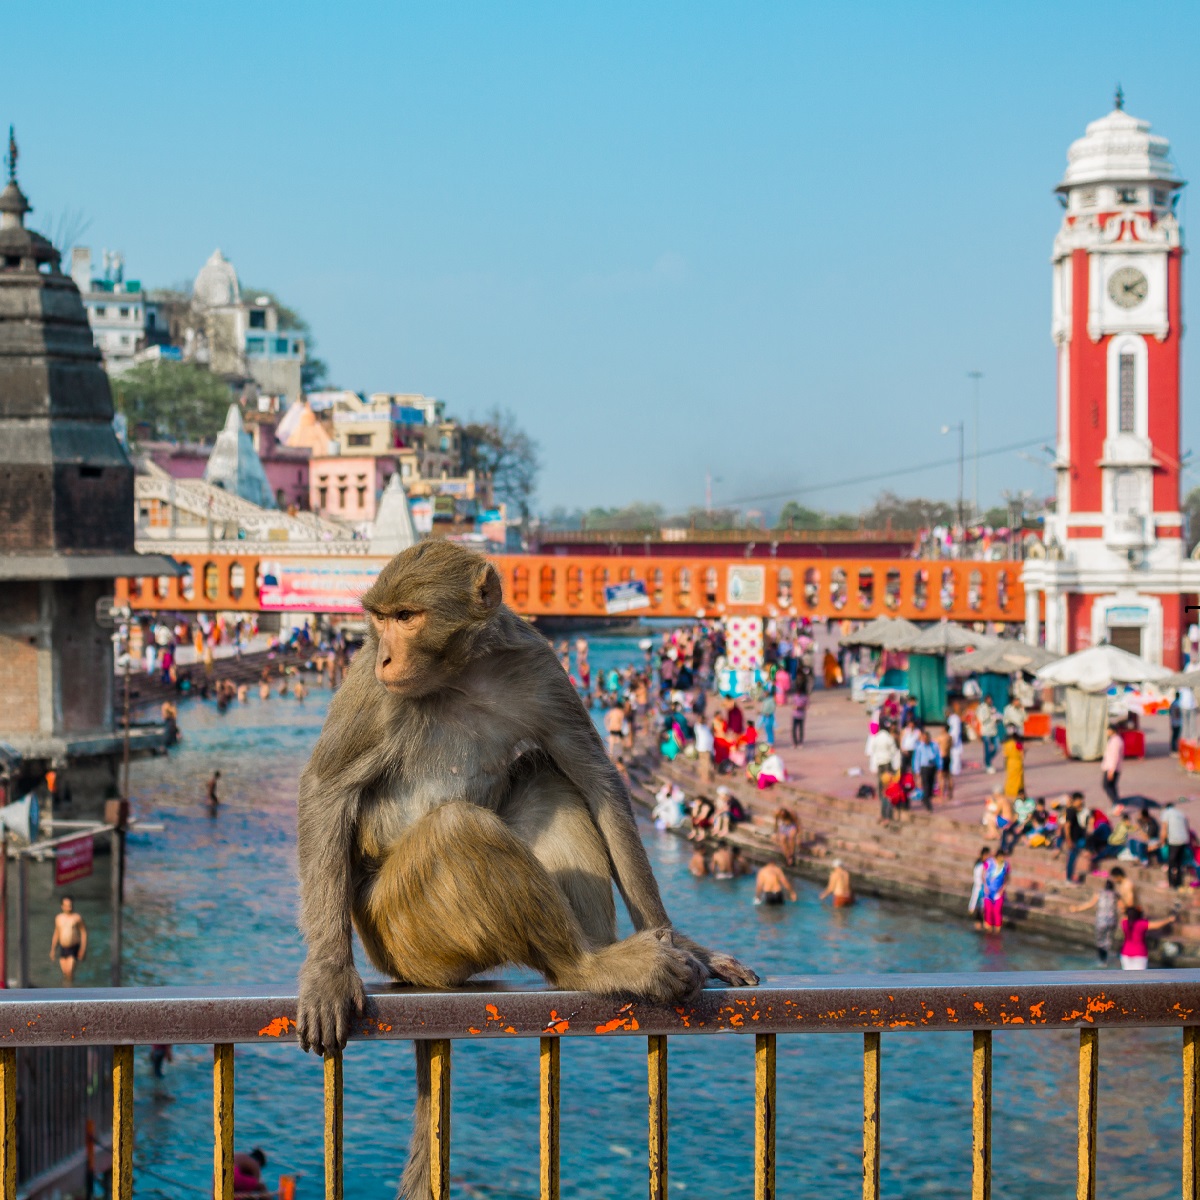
[1058,91,1182,191]
[193,248,240,308]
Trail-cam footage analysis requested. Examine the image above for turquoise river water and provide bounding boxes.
[36,637,1186,1198]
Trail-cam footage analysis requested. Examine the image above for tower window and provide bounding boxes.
[1078,187,1097,208]
[1118,353,1136,433]
[1117,187,1139,205]
[1154,189,1168,206]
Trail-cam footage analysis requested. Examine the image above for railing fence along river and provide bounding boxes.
[4,973,1200,1200]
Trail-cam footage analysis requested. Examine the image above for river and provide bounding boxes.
[36,637,1183,1198]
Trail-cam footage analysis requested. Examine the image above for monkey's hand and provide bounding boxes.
[665,931,759,988]
[296,959,365,1054]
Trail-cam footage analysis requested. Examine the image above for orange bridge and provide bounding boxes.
[114,552,1027,624]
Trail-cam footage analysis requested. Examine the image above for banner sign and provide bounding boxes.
[604,580,651,615]
[55,835,93,886]
[726,565,766,606]
[258,560,388,613]
[725,616,764,669]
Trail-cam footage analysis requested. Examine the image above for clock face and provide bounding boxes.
[1108,266,1149,309]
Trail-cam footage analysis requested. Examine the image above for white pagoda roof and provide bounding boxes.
[203,404,277,509]
[369,473,418,556]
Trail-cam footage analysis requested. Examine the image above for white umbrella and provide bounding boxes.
[947,640,1061,676]
[1160,669,1200,689]
[1035,644,1172,694]
[837,616,921,650]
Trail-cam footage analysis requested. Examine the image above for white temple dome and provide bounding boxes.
[1058,99,1182,191]
[193,248,241,308]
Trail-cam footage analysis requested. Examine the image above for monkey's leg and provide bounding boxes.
[360,801,703,1000]
[498,759,617,948]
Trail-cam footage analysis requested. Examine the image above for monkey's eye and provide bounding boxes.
[394,610,416,622]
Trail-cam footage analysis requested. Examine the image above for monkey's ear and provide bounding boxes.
[477,563,503,614]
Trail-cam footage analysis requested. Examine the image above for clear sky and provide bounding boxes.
[8,2,1200,516]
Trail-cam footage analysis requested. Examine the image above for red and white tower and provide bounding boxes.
[1024,93,1197,666]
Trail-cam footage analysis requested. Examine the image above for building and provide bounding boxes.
[309,453,399,523]
[190,249,307,404]
[1024,92,1199,666]
[0,136,175,819]
[69,247,146,372]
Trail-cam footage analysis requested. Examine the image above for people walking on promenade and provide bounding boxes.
[820,860,854,907]
[936,724,955,802]
[866,721,899,822]
[1102,724,1124,806]
[1070,880,1119,965]
[1170,693,1184,753]
[981,850,1009,933]
[913,729,940,812]
[755,860,797,906]
[946,704,964,780]
[758,691,776,748]
[968,846,990,927]
[977,696,1000,773]
[1003,734,1025,801]
[1002,696,1026,738]
[1062,792,1088,883]
[791,690,808,746]
[1164,800,1192,889]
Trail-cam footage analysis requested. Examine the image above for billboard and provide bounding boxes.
[258,560,388,613]
[726,565,766,606]
[604,579,651,615]
[55,835,94,886]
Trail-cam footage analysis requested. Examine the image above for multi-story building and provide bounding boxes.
[309,453,399,523]
[69,247,146,372]
[1024,93,1200,666]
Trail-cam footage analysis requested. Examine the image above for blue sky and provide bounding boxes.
[8,2,1200,515]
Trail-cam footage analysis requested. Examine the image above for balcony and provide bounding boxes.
[5,972,1200,1199]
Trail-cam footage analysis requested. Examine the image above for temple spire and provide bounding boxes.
[1114,83,1124,112]
[6,126,16,183]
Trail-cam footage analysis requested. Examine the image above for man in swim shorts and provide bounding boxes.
[755,860,797,905]
[49,896,87,983]
[820,860,855,908]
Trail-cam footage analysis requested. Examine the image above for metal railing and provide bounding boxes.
[5,971,1200,1200]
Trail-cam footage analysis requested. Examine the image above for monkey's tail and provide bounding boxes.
[399,1040,432,1200]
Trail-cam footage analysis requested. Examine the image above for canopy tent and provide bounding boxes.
[1035,644,1172,694]
[838,616,921,650]
[947,640,1062,677]
[898,622,995,656]
[1160,669,1200,689]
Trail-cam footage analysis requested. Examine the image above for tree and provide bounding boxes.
[463,407,541,522]
[581,502,664,531]
[112,361,233,443]
[241,286,331,389]
[860,491,955,531]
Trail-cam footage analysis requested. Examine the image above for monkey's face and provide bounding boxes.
[369,610,441,696]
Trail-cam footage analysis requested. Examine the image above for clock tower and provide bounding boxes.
[1024,93,1200,666]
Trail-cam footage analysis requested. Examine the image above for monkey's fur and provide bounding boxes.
[296,540,757,1199]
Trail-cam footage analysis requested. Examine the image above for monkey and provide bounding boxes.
[295,540,757,1199]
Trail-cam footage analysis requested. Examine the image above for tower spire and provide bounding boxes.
[1114,83,1124,112]
[6,126,16,183]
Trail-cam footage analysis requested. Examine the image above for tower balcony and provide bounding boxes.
[1105,512,1153,551]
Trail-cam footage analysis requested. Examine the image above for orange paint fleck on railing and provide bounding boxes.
[257,1017,296,1037]
[595,1004,640,1034]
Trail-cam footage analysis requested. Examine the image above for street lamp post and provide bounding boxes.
[942,421,965,541]
[968,370,983,521]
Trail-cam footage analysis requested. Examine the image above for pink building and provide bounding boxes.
[310,454,398,522]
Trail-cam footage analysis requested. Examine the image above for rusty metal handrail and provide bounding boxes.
[4,972,1200,1200]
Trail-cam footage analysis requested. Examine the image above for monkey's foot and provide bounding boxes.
[663,931,759,987]
[576,928,706,1003]
[296,962,366,1054]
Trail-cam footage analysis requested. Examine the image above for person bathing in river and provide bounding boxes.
[820,860,854,907]
[755,859,797,906]
[49,896,87,983]
[773,807,800,866]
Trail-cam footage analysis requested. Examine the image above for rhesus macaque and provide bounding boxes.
[296,541,756,1199]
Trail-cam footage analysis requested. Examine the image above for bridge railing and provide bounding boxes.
[4,971,1200,1200]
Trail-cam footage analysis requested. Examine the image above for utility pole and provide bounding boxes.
[968,370,983,521]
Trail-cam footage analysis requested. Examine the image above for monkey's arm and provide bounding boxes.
[296,769,366,1053]
[534,666,758,987]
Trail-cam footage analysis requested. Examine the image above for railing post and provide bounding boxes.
[214,1044,235,1200]
[755,1033,776,1200]
[112,1044,134,1200]
[324,1049,343,1200]
[0,1047,14,1200]
[1077,1028,1098,1200]
[1185,1027,1199,1200]
[539,1037,560,1200]
[863,1032,880,1200]
[972,1030,991,1200]
[647,1035,668,1200]
[429,1039,451,1200]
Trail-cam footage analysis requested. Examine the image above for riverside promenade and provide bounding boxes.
[634,684,1200,962]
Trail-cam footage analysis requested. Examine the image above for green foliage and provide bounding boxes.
[241,287,331,390]
[463,407,541,522]
[1184,486,1200,553]
[860,490,954,531]
[112,361,232,443]
[582,502,664,531]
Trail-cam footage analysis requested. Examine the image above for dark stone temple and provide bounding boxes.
[0,132,174,815]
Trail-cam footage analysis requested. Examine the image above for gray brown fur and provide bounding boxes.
[295,540,757,1199]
